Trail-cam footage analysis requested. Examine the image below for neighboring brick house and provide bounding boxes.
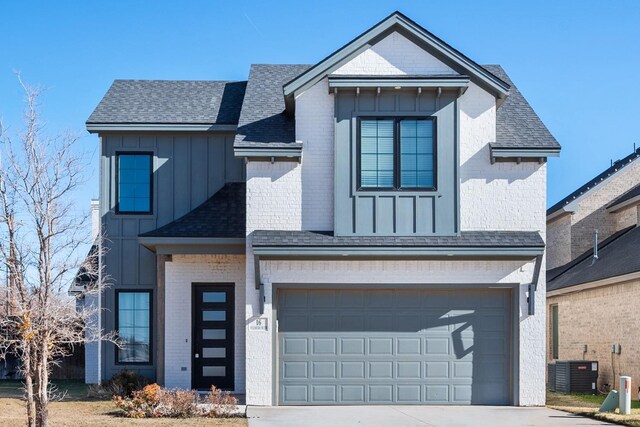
[80,12,559,406]
[547,149,640,391]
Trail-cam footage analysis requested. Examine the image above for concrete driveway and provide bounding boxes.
[247,406,613,427]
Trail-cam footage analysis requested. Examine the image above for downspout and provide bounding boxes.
[528,255,543,315]
[254,254,264,315]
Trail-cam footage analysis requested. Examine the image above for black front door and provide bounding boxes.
[192,284,234,390]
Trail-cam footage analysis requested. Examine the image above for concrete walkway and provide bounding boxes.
[247,405,613,427]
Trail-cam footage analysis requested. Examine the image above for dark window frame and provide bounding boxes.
[115,152,154,215]
[115,289,153,365]
[356,116,437,191]
[551,303,559,360]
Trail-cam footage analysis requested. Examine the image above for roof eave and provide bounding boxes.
[547,207,574,222]
[234,145,303,159]
[607,194,640,213]
[139,236,246,255]
[548,270,640,297]
[491,146,561,163]
[86,123,237,134]
[253,245,544,259]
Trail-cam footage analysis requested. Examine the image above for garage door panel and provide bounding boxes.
[312,361,337,379]
[397,385,422,402]
[425,384,450,402]
[340,337,365,355]
[278,288,511,405]
[341,361,365,379]
[311,338,337,355]
[312,385,337,402]
[368,337,393,355]
[397,337,421,355]
[341,385,365,402]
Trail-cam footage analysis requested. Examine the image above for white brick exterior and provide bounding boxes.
[243,31,547,406]
[297,78,335,231]
[245,161,303,402]
[164,255,246,393]
[333,31,455,76]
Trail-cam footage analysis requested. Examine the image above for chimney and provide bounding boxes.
[90,199,100,240]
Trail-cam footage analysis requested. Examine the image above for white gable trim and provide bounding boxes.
[283,12,509,103]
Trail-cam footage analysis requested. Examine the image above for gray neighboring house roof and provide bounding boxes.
[233,63,557,152]
[606,182,640,210]
[483,65,560,151]
[140,183,245,239]
[87,80,247,125]
[252,230,544,248]
[234,64,311,150]
[69,243,98,296]
[548,225,640,291]
[547,148,640,216]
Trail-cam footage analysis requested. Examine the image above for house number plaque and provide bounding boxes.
[250,318,268,331]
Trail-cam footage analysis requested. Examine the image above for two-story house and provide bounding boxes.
[83,12,559,406]
[547,149,640,391]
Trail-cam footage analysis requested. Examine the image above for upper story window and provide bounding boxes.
[358,118,436,190]
[116,153,152,214]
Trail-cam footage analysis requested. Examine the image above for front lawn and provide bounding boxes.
[0,398,246,426]
[0,381,247,426]
[548,391,640,427]
[0,380,89,399]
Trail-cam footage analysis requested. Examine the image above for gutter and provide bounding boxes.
[86,123,237,133]
[252,245,544,259]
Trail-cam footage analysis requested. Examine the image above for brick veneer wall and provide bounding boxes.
[548,279,640,393]
[547,159,640,269]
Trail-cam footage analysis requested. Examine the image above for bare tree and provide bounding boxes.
[0,75,113,427]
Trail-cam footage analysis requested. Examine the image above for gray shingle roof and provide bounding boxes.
[69,243,98,295]
[233,64,557,151]
[234,64,312,148]
[87,80,247,124]
[139,183,245,238]
[606,182,640,210]
[483,65,560,150]
[548,225,640,291]
[252,230,544,248]
[548,148,640,215]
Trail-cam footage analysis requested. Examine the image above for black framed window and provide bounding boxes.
[116,291,151,364]
[551,304,559,359]
[358,117,436,190]
[116,153,152,214]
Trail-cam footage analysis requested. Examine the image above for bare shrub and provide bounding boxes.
[206,385,239,417]
[113,384,239,418]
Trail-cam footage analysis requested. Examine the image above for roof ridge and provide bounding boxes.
[548,148,640,216]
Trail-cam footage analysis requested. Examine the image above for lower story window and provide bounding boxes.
[117,291,151,364]
[551,304,559,359]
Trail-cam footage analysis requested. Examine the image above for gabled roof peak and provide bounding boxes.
[547,147,640,216]
[282,11,510,110]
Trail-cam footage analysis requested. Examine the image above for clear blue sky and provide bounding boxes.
[2,0,639,209]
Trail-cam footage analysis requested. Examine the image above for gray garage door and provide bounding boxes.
[277,288,511,405]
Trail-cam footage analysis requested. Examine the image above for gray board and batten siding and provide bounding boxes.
[99,132,245,380]
[334,87,459,236]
